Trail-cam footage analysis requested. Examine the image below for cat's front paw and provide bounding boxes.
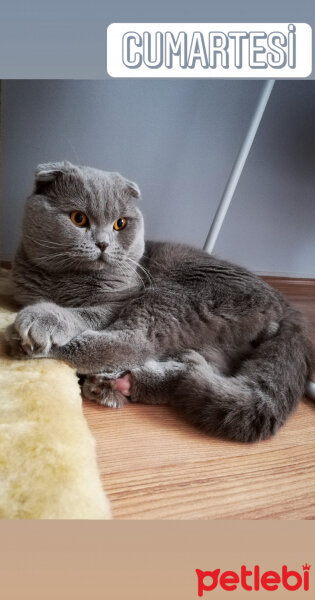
[82,372,132,408]
[6,302,74,359]
[5,323,34,359]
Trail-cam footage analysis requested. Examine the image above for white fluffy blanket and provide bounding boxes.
[0,268,110,519]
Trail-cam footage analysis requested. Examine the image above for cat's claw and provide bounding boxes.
[5,324,37,359]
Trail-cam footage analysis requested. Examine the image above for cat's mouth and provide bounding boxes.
[90,255,107,270]
[72,253,108,272]
[91,252,115,270]
[97,252,119,266]
[79,251,119,272]
[97,253,109,265]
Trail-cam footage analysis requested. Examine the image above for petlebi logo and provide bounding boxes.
[195,564,311,594]
[107,23,312,78]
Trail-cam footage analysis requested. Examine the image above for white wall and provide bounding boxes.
[1,80,315,276]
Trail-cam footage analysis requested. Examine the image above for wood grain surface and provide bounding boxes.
[83,277,315,519]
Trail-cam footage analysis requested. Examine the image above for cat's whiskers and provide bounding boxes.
[115,259,145,290]
[111,253,146,290]
[34,253,82,273]
[142,253,166,270]
[125,255,154,291]
[114,264,135,289]
[24,235,71,249]
[34,252,70,263]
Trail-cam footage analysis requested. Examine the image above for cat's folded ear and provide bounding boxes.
[33,161,76,194]
[123,179,141,200]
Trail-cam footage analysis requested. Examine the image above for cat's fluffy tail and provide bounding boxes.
[171,307,314,442]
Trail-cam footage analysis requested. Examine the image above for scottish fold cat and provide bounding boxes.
[5,161,314,442]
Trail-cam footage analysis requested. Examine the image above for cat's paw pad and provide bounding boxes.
[82,373,131,408]
[111,373,132,396]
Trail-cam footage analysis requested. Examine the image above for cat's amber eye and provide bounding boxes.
[70,211,88,227]
[113,217,127,231]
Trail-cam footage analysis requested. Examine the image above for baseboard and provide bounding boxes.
[0,261,11,269]
[0,254,12,263]
[257,271,315,280]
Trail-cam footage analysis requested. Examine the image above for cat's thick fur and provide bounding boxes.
[6,162,314,442]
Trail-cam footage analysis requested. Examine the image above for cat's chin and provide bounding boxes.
[81,254,110,270]
[93,258,108,270]
[78,259,108,273]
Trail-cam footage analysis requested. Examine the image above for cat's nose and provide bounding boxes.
[96,241,108,252]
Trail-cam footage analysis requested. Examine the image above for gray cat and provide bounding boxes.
[5,161,314,442]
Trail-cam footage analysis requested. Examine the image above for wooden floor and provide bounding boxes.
[83,277,315,520]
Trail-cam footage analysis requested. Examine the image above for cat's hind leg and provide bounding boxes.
[130,358,186,405]
[82,358,185,408]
